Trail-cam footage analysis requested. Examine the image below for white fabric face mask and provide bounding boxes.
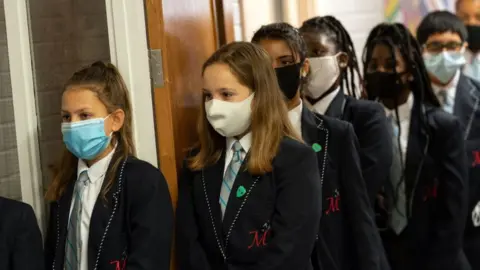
[205,94,254,137]
[305,54,341,99]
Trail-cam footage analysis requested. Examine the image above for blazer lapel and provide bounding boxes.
[454,74,480,140]
[88,156,130,270]
[202,152,226,238]
[301,106,329,183]
[56,176,75,268]
[325,91,345,119]
[404,105,428,202]
[222,157,258,234]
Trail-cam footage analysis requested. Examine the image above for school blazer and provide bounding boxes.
[301,107,388,270]
[175,137,322,270]
[0,197,44,270]
[44,156,174,270]
[385,104,469,270]
[454,74,480,269]
[325,92,392,204]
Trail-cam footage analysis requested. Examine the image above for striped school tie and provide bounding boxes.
[64,170,89,270]
[439,90,454,114]
[388,115,407,234]
[219,141,244,219]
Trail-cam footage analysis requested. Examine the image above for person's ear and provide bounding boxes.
[110,109,125,133]
[463,41,469,50]
[337,52,349,70]
[301,58,310,78]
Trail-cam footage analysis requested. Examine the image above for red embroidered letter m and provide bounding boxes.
[248,230,269,249]
[473,151,480,168]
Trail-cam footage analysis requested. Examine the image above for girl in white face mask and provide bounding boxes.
[175,41,322,270]
[299,16,393,215]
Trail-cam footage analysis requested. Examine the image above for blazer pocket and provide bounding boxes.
[102,232,128,266]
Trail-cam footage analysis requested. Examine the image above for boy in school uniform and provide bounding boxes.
[417,11,480,269]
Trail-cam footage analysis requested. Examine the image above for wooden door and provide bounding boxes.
[145,0,234,205]
[145,1,233,268]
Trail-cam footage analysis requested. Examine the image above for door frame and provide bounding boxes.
[4,0,45,231]
[4,0,157,232]
[105,0,158,167]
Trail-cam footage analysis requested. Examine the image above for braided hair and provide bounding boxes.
[362,23,440,107]
[251,22,307,63]
[299,16,361,97]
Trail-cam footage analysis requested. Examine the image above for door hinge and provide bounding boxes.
[148,49,164,88]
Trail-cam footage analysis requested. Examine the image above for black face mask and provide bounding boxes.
[275,63,302,100]
[364,71,406,100]
[467,25,480,52]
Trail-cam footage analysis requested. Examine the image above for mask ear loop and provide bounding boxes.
[103,114,115,137]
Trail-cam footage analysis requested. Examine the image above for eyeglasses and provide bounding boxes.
[424,41,464,53]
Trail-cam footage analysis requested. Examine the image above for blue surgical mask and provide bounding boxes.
[423,50,466,84]
[464,54,480,81]
[62,116,111,160]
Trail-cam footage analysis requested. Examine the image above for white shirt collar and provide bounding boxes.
[310,87,341,115]
[226,132,252,153]
[288,100,303,134]
[384,93,414,122]
[77,147,116,183]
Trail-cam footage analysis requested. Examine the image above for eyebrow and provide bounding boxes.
[61,107,92,114]
[202,87,236,92]
[278,55,294,60]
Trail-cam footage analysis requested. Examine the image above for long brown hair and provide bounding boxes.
[45,61,136,201]
[189,42,301,175]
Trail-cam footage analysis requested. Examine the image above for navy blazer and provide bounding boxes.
[44,155,174,270]
[301,107,388,270]
[381,103,469,270]
[325,92,392,204]
[453,74,480,269]
[0,197,44,270]
[175,137,322,270]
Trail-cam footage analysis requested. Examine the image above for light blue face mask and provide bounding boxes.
[423,51,466,84]
[61,116,111,160]
[464,56,480,81]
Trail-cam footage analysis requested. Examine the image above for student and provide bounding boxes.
[456,0,480,80]
[417,11,480,269]
[363,22,469,270]
[299,16,392,204]
[175,42,322,270]
[0,196,44,270]
[252,22,386,270]
[44,61,173,270]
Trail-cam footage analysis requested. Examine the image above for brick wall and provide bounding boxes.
[28,0,110,192]
[0,1,21,200]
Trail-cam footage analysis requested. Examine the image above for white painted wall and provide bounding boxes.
[314,0,385,64]
[239,0,282,41]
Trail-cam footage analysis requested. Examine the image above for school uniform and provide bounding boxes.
[310,88,392,204]
[175,133,322,270]
[432,71,480,269]
[0,197,44,270]
[292,102,387,270]
[380,94,470,270]
[44,151,174,270]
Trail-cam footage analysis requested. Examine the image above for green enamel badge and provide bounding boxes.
[312,143,322,152]
[237,186,246,198]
